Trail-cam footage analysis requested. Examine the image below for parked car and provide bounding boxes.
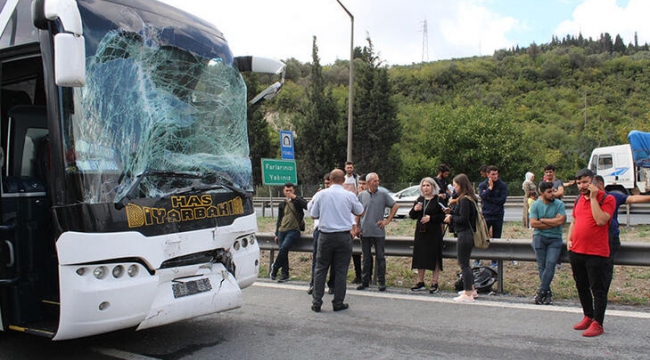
[391,185,420,218]
[392,185,420,202]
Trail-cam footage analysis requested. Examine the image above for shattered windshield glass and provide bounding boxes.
[64,16,251,204]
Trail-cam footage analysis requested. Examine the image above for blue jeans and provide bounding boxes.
[274,229,300,277]
[532,234,562,292]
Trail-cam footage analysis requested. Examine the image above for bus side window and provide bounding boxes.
[2,90,34,171]
[6,105,48,180]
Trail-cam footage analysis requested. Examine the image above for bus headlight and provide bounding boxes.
[127,264,139,277]
[93,266,107,279]
[112,265,124,278]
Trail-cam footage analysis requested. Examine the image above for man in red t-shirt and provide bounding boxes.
[567,169,616,337]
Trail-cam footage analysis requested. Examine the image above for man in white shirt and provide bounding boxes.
[310,169,364,312]
[343,161,359,193]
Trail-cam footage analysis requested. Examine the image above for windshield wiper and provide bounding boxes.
[114,170,202,210]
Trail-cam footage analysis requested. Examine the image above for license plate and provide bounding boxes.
[172,278,212,298]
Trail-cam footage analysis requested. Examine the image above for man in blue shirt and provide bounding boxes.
[529,181,566,305]
[310,169,364,312]
[593,175,650,290]
[478,165,508,268]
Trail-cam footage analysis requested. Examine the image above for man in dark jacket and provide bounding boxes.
[272,183,307,282]
[478,165,508,268]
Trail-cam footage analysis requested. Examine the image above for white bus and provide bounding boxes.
[0,0,284,340]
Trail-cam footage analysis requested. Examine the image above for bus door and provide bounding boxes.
[0,100,56,335]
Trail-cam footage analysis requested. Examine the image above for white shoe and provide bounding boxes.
[457,290,478,298]
[453,293,475,303]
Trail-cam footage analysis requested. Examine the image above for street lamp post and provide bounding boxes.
[336,0,354,162]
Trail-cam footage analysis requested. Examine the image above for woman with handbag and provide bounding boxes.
[444,174,479,302]
[409,177,447,294]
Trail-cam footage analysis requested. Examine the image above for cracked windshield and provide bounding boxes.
[65,23,251,204]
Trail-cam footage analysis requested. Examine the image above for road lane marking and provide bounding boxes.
[253,281,650,319]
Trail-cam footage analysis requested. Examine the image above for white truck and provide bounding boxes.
[588,130,650,194]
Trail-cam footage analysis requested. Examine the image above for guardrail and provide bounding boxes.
[256,232,650,293]
[253,196,650,224]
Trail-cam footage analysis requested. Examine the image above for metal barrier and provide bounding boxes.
[256,232,650,293]
[253,197,650,224]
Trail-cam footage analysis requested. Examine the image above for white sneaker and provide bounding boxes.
[453,293,475,303]
[457,290,478,298]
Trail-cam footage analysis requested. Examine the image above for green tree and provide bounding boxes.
[352,37,402,182]
[294,37,345,184]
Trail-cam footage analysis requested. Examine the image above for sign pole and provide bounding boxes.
[269,186,273,218]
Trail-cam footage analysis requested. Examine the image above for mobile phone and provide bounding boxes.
[438,202,449,211]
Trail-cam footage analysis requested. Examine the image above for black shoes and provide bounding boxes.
[328,287,334,294]
[429,283,439,294]
[411,282,426,291]
[277,275,290,283]
[356,283,369,290]
[270,264,278,281]
[312,303,348,312]
[352,277,362,284]
[534,289,553,305]
[307,286,313,295]
[543,290,553,305]
[357,283,386,291]
[333,303,349,312]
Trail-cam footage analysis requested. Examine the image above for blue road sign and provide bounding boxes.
[280,130,294,160]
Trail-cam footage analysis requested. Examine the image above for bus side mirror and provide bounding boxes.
[234,56,285,105]
[54,33,85,87]
[33,0,86,87]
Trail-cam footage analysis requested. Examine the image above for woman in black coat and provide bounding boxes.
[409,177,446,294]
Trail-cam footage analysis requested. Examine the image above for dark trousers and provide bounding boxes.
[569,251,610,324]
[605,236,621,292]
[485,218,503,238]
[312,231,353,307]
[478,217,502,264]
[310,228,334,288]
[273,229,300,277]
[352,253,363,279]
[361,236,385,284]
[457,229,475,291]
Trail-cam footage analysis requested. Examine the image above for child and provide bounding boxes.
[527,190,538,229]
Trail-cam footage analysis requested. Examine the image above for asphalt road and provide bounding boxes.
[2,282,648,359]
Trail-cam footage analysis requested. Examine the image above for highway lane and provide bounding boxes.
[2,282,647,359]
[257,204,650,226]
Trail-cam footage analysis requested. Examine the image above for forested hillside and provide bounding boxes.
[248,33,650,190]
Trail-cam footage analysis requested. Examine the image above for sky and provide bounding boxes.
[157,0,649,66]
